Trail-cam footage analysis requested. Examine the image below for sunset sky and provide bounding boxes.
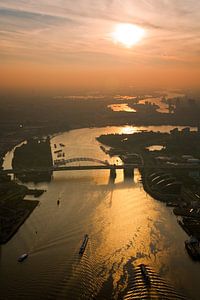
[0,0,200,91]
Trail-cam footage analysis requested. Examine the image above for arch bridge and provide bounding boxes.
[1,156,143,180]
[55,157,109,166]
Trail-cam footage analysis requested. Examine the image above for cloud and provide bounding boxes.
[0,0,199,68]
[0,6,78,33]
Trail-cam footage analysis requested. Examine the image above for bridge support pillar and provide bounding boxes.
[124,167,134,180]
[109,167,116,181]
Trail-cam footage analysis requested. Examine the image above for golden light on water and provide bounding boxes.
[112,23,145,48]
[120,126,137,135]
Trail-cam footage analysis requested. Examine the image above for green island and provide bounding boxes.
[12,136,53,182]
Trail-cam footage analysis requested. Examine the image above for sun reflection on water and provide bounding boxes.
[120,126,138,135]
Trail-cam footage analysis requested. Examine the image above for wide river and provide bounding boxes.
[0,126,200,300]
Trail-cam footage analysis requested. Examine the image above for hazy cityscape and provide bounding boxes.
[0,1,200,300]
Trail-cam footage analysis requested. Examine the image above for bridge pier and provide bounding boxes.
[109,167,116,181]
[124,166,134,180]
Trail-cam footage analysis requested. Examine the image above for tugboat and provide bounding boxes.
[79,234,89,255]
[18,253,28,262]
[140,264,151,285]
[124,264,187,299]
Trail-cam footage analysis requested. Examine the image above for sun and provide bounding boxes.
[112,23,145,48]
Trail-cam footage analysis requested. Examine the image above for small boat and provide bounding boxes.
[185,237,200,260]
[100,145,105,152]
[18,253,28,262]
[54,149,62,154]
[79,234,89,255]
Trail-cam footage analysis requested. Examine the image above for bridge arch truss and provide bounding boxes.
[55,157,109,166]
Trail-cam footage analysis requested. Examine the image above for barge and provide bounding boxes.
[79,234,89,255]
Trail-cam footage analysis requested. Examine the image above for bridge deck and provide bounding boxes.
[1,163,200,175]
[1,164,137,175]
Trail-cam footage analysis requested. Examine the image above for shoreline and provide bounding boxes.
[0,200,39,244]
[0,135,47,244]
[140,168,179,203]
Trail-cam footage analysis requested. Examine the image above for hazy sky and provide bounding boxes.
[0,0,200,90]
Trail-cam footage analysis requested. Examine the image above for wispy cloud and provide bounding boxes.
[0,0,199,67]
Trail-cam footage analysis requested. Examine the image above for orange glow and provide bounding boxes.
[0,64,199,91]
[0,2,199,91]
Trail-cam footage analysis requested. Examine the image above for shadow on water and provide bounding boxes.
[15,171,53,184]
[95,256,136,299]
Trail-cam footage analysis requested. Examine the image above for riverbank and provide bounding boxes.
[0,174,44,244]
[0,135,47,243]
[0,197,38,244]
[142,168,200,262]
[140,168,179,203]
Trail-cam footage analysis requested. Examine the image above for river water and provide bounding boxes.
[0,126,199,300]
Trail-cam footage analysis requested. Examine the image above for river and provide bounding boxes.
[0,126,199,300]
